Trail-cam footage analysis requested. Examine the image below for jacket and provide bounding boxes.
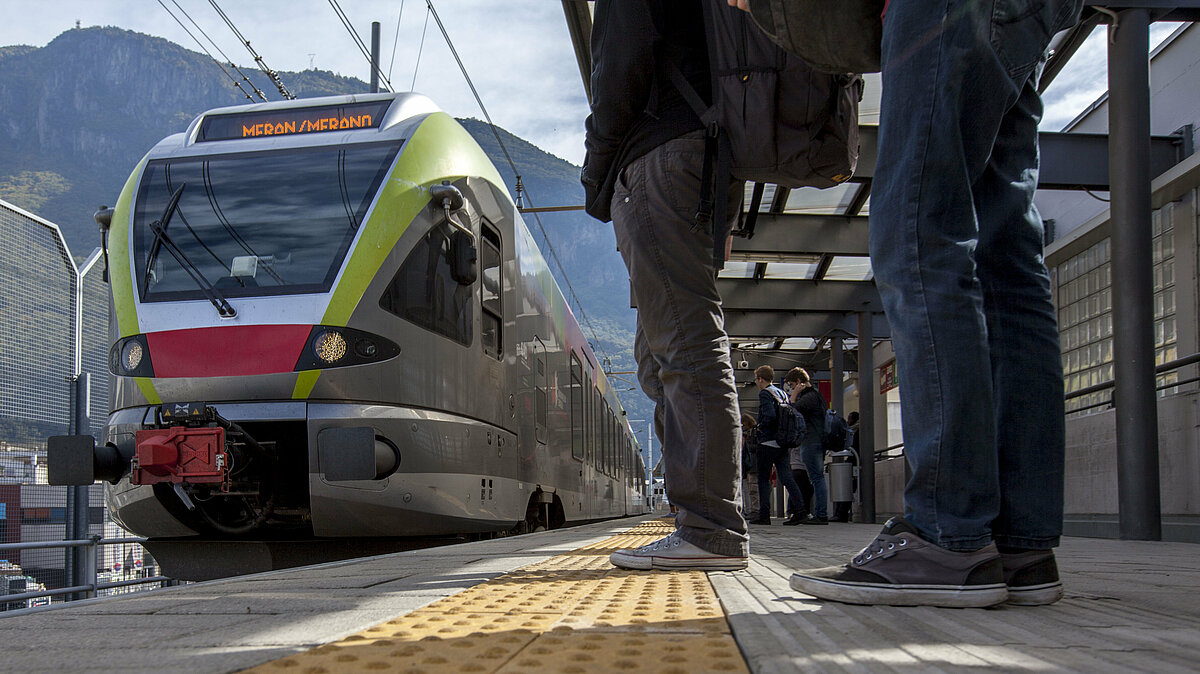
[794,386,827,448]
[581,0,710,222]
[756,384,788,447]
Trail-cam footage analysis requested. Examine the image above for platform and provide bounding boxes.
[0,516,1197,672]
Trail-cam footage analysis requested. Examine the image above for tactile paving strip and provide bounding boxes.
[246,518,749,673]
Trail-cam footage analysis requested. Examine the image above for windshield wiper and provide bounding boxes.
[142,184,237,318]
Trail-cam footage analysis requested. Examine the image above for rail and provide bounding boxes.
[1065,351,1200,413]
[0,536,172,610]
[868,352,1200,458]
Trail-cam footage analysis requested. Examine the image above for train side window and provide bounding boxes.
[570,354,583,460]
[480,225,502,359]
[585,373,594,464]
[380,220,472,345]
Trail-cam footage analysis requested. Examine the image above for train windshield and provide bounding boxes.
[132,142,400,302]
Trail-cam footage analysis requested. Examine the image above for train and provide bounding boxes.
[49,92,648,577]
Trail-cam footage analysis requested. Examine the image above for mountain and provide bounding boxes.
[0,27,651,438]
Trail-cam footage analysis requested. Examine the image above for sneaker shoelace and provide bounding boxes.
[637,532,682,553]
[852,531,908,565]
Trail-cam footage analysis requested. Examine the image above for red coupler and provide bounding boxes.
[133,426,226,485]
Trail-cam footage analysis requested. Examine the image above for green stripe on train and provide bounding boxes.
[294,113,505,399]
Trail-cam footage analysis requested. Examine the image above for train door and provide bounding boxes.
[570,353,585,497]
[532,337,548,486]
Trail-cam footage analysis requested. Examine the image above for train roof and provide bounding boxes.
[144,92,442,160]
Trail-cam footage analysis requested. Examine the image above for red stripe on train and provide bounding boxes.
[145,325,312,378]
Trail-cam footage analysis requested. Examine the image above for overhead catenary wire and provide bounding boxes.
[156,0,259,101]
[208,0,295,99]
[424,0,614,369]
[167,0,267,101]
[327,0,395,93]
[411,6,431,91]
[388,0,406,82]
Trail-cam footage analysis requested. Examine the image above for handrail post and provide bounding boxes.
[84,535,100,599]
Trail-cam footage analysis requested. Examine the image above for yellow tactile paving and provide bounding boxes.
[246,518,750,673]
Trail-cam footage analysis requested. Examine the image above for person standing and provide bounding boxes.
[785,367,828,525]
[741,413,762,521]
[785,0,1082,607]
[586,0,748,571]
[752,365,809,525]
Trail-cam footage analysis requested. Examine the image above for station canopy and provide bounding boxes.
[559,1,1199,369]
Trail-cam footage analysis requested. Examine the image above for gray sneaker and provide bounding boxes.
[610,531,748,571]
[788,517,1008,608]
[1001,549,1063,606]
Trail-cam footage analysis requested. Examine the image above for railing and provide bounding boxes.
[0,537,172,610]
[875,442,905,461]
[1064,351,1200,413]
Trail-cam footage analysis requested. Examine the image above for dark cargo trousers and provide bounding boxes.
[611,130,749,557]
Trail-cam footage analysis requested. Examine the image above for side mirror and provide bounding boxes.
[450,229,478,285]
[430,182,465,212]
[94,205,114,231]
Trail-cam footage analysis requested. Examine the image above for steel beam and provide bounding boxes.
[561,0,594,103]
[857,312,875,524]
[731,214,870,257]
[851,126,1179,189]
[1108,9,1162,541]
[724,310,890,340]
[718,278,882,313]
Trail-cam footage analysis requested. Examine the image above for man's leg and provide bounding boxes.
[790,0,1079,607]
[610,132,747,557]
[800,444,828,521]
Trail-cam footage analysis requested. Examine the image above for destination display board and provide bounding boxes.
[197,100,392,142]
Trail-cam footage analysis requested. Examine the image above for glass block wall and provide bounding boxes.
[1057,203,1179,415]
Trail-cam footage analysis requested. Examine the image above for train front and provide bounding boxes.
[47,93,519,553]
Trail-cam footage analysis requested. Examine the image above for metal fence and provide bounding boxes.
[0,199,169,612]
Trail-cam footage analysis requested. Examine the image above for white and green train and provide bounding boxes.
[50,93,648,575]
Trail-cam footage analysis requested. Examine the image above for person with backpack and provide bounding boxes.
[586,0,749,572]
[781,375,815,526]
[752,365,810,525]
[786,367,829,525]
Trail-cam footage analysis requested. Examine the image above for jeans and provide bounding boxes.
[799,442,828,520]
[787,468,813,516]
[870,0,1080,551]
[613,131,748,557]
[756,443,807,519]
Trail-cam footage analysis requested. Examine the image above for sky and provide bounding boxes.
[0,2,1185,166]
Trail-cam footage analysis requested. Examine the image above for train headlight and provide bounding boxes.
[122,341,144,370]
[108,335,154,377]
[313,330,347,364]
[294,326,400,371]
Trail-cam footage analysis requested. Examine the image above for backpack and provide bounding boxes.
[667,0,863,268]
[771,389,806,449]
[823,409,851,453]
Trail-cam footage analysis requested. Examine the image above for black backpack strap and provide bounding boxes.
[736,182,765,239]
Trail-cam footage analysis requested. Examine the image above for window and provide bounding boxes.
[481,225,502,359]
[380,220,473,345]
[134,142,400,301]
[570,354,584,460]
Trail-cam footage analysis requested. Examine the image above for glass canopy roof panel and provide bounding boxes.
[761,262,818,279]
[717,261,757,279]
[782,182,859,215]
[743,182,778,212]
[778,337,818,350]
[823,256,874,281]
